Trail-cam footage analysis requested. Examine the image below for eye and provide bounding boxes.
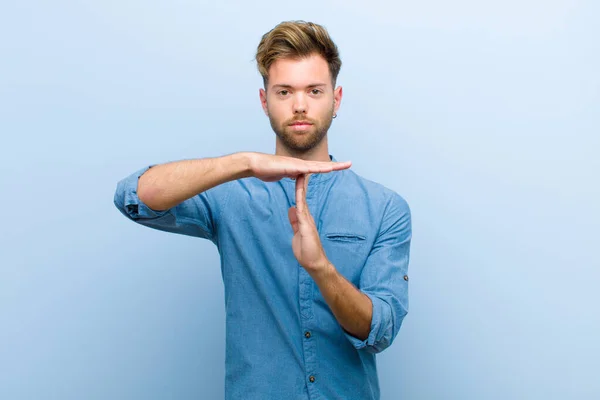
[278,90,289,96]
[311,89,323,95]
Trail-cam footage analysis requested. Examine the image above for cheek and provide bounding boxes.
[314,97,334,113]
[267,102,287,120]
[314,102,333,121]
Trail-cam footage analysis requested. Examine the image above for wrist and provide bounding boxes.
[230,152,255,179]
[307,258,336,281]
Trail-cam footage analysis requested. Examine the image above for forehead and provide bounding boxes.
[268,54,331,89]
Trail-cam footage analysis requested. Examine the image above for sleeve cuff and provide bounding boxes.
[115,166,169,220]
[344,292,393,353]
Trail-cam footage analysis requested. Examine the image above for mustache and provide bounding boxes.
[285,117,316,125]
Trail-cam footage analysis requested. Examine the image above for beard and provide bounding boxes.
[267,106,334,153]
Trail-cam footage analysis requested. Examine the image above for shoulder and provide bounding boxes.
[341,169,411,242]
[339,169,410,214]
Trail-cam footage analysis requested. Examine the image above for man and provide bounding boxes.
[114,20,411,400]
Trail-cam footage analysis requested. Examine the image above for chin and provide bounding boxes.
[289,137,324,152]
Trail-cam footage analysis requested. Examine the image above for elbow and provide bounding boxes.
[113,166,169,220]
[136,178,168,212]
[136,184,158,209]
[362,294,408,354]
[363,318,405,354]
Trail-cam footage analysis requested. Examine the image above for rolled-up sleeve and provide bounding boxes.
[113,166,217,243]
[345,193,412,353]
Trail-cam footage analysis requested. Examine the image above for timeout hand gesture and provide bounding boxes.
[248,152,351,182]
[246,152,351,273]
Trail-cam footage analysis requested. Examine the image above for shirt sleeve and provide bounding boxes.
[113,165,218,244]
[344,193,412,353]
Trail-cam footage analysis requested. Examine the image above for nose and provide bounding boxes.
[293,93,307,114]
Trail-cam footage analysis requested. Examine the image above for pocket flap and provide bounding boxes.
[324,233,366,242]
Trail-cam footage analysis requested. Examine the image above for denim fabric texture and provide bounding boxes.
[114,155,412,400]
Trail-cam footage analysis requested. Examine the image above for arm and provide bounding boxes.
[115,153,352,239]
[136,152,352,211]
[289,174,373,339]
[113,152,252,241]
[290,174,411,352]
[309,262,373,340]
[344,199,411,353]
[137,153,250,211]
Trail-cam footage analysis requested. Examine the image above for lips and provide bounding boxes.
[289,121,313,126]
[289,121,313,132]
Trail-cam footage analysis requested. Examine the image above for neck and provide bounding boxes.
[275,136,331,162]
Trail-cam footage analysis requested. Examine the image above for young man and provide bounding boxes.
[114,20,411,400]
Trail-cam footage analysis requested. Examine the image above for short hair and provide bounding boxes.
[255,20,342,87]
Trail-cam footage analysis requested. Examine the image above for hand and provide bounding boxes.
[288,174,331,274]
[247,152,351,182]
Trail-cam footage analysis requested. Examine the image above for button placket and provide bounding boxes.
[301,193,320,398]
[298,267,314,319]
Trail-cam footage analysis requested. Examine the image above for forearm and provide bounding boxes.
[310,262,372,340]
[138,152,252,211]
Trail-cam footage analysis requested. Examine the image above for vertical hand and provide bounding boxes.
[288,174,329,273]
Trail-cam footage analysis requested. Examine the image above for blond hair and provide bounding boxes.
[256,20,342,87]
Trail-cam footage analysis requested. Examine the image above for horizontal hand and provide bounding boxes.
[248,152,351,183]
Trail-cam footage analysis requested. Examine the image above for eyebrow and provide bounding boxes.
[271,83,328,90]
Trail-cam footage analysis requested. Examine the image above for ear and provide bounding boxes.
[333,86,343,115]
[259,88,269,116]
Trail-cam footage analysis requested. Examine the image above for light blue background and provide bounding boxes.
[1,1,598,399]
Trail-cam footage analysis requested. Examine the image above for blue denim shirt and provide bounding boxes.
[114,155,412,400]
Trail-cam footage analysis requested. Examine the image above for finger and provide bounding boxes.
[330,161,352,171]
[295,174,316,231]
[304,161,351,174]
[295,174,314,230]
[295,174,306,214]
[303,173,310,210]
[302,175,317,227]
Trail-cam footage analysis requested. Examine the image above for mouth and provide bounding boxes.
[289,121,313,130]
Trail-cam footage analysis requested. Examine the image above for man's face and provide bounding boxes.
[260,54,342,153]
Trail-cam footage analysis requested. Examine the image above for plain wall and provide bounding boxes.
[1,1,598,399]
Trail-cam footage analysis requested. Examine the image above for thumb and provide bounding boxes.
[288,206,299,234]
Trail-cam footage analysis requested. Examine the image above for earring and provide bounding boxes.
[333,113,337,119]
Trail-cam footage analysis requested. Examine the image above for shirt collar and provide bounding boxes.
[280,154,339,186]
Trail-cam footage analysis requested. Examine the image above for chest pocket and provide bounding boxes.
[321,232,369,284]
[325,233,366,242]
